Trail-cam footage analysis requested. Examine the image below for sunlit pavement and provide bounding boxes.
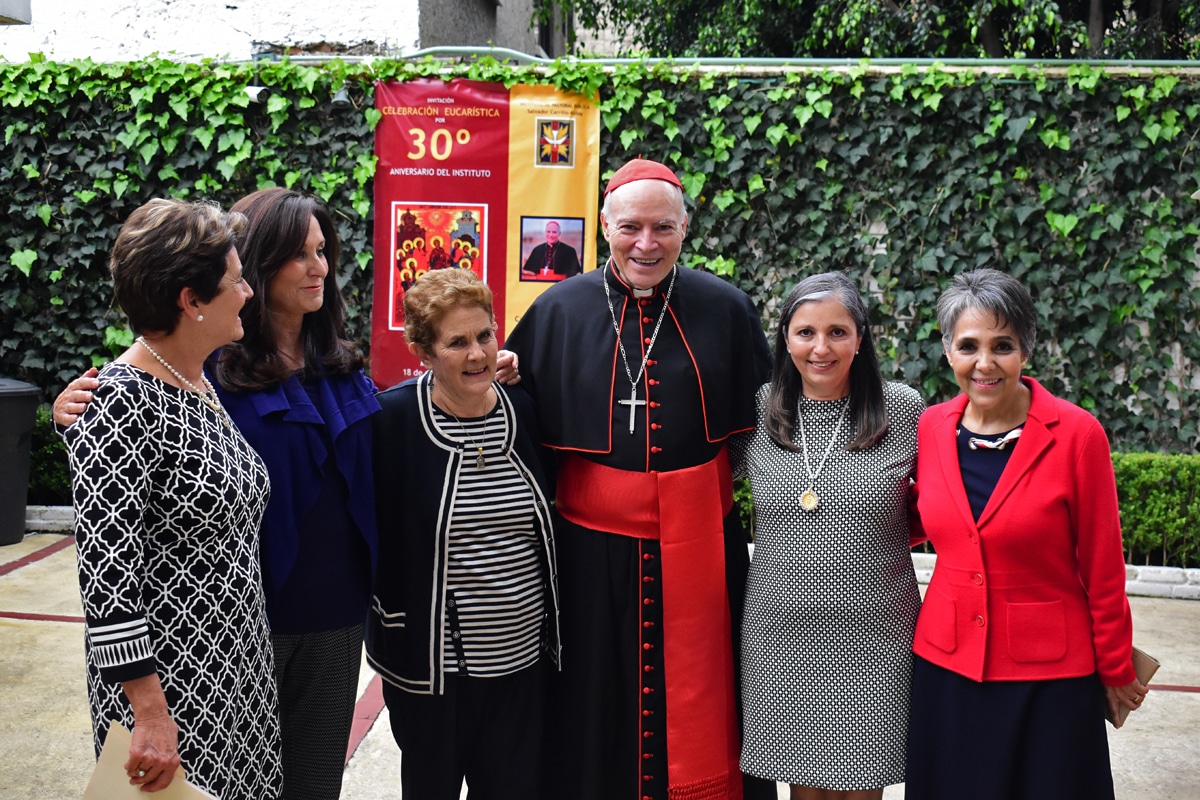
[3,532,1197,800]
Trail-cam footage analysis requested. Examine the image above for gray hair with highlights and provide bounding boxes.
[936,268,1037,358]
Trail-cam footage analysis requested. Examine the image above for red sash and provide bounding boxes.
[557,450,743,800]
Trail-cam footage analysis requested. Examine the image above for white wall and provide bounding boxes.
[0,0,421,62]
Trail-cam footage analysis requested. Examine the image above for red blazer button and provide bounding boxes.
[973,573,984,585]
[975,615,986,627]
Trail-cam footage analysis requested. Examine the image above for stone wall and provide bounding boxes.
[0,0,546,62]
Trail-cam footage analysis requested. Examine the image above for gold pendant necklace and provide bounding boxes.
[447,410,489,469]
[796,398,848,511]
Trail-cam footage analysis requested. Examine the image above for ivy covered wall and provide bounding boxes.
[3,57,1199,452]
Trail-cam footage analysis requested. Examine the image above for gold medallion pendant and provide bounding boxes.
[799,489,820,511]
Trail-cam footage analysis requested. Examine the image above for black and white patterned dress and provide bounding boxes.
[732,381,923,790]
[65,362,283,800]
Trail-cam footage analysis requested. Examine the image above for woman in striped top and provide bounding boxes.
[367,267,559,800]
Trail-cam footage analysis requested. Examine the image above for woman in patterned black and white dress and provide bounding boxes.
[63,199,282,799]
[367,267,559,800]
[731,272,924,800]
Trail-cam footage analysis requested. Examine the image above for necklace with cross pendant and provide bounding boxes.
[617,385,647,434]
[602,262,677,435]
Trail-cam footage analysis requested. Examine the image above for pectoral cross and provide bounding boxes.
[617,384,647,434]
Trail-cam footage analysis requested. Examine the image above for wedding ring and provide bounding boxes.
[137,770,146,777]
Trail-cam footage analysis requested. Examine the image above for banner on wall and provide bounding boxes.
[370,78,600,390]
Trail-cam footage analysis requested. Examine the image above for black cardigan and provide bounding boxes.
[366,372,560,695]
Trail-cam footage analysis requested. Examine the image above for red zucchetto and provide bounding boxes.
[603,157,684,197]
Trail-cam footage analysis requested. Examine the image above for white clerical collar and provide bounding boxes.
[632,286,655,298]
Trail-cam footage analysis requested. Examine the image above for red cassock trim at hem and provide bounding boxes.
[557,450,743,800]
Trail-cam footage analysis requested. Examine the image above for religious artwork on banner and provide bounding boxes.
[535,117,575,167]
[388,204,487,328]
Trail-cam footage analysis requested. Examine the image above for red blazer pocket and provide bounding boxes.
[1007,600,1067,663]
[917,588,958,654]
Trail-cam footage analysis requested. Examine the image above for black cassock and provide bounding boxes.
[505,264,773,800]
[523,241,582,278]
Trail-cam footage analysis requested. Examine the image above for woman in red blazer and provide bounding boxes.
[905,269,1145,800]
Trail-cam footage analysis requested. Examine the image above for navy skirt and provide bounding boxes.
[905,656,1115,800]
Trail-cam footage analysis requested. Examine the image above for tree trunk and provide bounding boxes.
[978,12,1005,57]
[1088,0,1105,51]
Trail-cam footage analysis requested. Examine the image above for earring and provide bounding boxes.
[197,314,204,322]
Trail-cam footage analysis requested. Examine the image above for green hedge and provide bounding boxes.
[4,57,1200,539]
[3,58,1198,454]
[1113,452,1200,568]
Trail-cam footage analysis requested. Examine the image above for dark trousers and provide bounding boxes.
[383,662,544,800]
[273,624,364,800]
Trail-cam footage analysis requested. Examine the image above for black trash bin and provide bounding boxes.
[0,379,41,545]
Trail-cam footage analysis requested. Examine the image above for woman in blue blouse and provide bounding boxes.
[58,188,379,800]
[213,188,379,800]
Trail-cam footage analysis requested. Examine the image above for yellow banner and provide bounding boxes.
[504,84,600,331]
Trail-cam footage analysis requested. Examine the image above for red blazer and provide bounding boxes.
[913,377,1135,686]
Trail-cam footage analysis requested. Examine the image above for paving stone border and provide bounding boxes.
[27,506,1200,600]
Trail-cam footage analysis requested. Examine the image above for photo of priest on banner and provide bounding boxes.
[519,217,583,281]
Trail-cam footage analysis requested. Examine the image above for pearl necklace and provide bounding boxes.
[136,336,231,429]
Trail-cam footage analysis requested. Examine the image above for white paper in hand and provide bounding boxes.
[83,721,218,800]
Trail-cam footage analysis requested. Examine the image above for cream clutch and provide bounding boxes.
[1105,646,1160,727]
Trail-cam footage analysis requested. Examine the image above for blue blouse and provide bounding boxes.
[216,369,380,634]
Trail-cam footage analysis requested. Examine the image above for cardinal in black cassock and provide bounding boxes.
[504,158,774,800]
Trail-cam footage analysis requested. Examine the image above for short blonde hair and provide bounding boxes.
[403,269,494,351]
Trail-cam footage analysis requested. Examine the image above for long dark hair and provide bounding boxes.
[215,188,362,391]
[764,271,888,451]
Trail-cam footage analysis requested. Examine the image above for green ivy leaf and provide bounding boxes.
[9,249,37,276]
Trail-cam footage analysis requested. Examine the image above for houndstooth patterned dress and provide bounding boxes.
[731,381,923,790]
[66,362,282,800]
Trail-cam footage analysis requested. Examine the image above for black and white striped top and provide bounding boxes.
[433,403,544,677]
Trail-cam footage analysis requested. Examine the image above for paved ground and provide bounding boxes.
[3,532,1198,799]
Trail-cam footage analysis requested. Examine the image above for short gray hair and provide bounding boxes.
[937,268,1037,358]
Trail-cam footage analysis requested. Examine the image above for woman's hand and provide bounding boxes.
[1105,678,1149,728]
[53,368,99,427]
[496,349,521,385]
[122,674,181,791]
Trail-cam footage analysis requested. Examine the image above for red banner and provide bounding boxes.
[370,79,599,390]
